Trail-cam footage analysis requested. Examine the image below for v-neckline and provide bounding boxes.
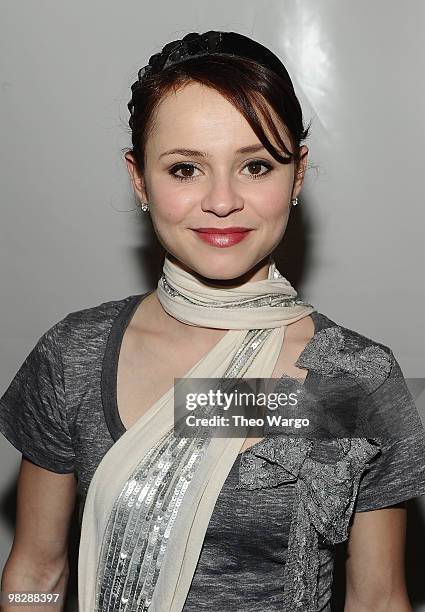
[101,291,327,442]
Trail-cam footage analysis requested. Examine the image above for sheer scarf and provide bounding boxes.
[78,254,315,611]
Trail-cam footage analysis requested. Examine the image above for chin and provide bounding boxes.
[184,255,261,284]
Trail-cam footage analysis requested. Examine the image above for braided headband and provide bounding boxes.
[130,30,295,95]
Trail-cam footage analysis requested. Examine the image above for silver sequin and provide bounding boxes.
[94,325,275,610]
[159,275,311,310]
[94,306,392,610]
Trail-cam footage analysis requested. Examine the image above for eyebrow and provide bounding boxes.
[158,144,266,160]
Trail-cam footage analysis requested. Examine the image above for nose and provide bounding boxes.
[200,173,244,216]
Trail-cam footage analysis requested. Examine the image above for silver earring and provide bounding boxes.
[291,197,298,206]
[140,201,149,212]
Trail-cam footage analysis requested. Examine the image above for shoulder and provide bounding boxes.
[312,310,392,355]
[44,293,144,354]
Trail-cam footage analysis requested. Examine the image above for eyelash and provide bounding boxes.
[168,160,274,182]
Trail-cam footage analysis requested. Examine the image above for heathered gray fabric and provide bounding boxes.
[181,450,335,612]
[1,292,425,611]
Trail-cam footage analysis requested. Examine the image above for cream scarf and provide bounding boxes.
[78,254,315,611]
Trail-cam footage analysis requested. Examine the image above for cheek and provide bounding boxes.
[149,182,193,223]
[254,184,290,219]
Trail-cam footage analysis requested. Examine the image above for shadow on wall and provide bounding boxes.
[331,498,425,611]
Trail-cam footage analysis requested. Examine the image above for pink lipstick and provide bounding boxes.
[191,227,253,248]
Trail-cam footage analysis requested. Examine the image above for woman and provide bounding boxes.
[1,30,425,612]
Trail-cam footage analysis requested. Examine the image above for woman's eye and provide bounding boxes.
[242,160,273,179]
[169,163,200,182]
[168,159,273,182]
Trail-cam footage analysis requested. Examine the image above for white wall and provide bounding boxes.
[1,1,424,609]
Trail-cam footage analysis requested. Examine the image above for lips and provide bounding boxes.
[191,228,252,248]
[194,227,252,233]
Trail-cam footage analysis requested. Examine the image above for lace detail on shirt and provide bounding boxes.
[294,325,392,394]
[235,435,381,611]
[232,326,393,609]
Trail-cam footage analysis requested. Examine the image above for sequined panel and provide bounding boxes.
[159,275,311,309]
[94,325,274,610]
[95,433,207,611]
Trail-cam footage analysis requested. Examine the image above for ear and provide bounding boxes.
[291,145,309,199]
[125,152,148,202]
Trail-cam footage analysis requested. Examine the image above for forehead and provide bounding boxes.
[152,83,249,135]
[147,81,289,152]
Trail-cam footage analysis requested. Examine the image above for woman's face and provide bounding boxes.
[126,81,308,282]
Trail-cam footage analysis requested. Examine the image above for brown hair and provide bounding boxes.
[126,54,311,178]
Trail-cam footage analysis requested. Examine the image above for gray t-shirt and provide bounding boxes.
[1,292,425,611]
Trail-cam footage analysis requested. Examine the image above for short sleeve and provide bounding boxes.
[355,349,425,512]
[0,321,75,473]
